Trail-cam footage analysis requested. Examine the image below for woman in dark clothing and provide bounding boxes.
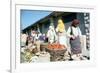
[67,19,82,60]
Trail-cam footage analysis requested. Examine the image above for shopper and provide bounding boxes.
[67,19,82,60]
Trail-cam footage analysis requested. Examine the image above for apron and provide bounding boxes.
[70,27,81,54]
[70,36,81,54]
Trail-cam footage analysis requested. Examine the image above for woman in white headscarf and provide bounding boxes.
[47,26,57,44]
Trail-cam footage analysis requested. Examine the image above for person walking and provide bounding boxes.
[67,19,82,60]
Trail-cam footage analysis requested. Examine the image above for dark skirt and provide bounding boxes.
[70,36,81,54]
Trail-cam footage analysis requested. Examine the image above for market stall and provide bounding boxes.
[46,43,67,61]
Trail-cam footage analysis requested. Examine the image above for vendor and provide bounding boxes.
[56,19,68,48]
[56,19,73,60]
[35,37,41,53]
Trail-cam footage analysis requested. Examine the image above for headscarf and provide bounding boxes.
[56,19,65,32]
[71,19,80,27]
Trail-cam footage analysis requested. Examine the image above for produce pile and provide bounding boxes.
[21,48,51,63]
[48,43,66,50]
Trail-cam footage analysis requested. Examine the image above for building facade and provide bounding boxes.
[22,12,89,35]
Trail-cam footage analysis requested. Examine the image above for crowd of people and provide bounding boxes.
[21,19,86,61]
